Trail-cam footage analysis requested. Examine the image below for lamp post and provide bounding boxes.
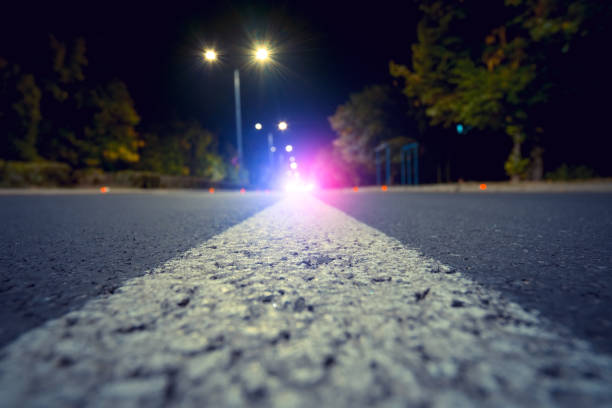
[203,46,270,180]
[254,121,288,169]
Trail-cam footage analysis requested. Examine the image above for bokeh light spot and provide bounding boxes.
[204,49,217,61]
[240,188,246,194]
[381,185,388,191]
[480,183,487,190]
[209,187,215,194]
[255,47,269,61]
[100,186,109,194]
[353,186,359,192]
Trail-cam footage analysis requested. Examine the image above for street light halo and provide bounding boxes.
[255,47,270,61]
[278,121,288,131]
[255,123,263,130]
[204,49,217,61]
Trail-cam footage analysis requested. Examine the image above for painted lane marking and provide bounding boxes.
[0,195,611,407]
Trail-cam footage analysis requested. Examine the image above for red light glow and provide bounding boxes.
[353,186,359,192]
[240,188,246,194]
[100,186,109,194]
[480,184,487,190]
[381,185,388,191]
[209,187,215,194]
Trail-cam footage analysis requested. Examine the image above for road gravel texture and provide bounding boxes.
[0,192,278,348]
[1,196,611,407]
[318,191,612,354]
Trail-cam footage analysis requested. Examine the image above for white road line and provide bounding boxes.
[0,195,611,407]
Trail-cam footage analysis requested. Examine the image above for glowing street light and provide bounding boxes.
[255,47,270,61]
[204,49,217,61]
[285,144,293,152]
[270,146,276,152]
[278,121,288,131]
[202,43,274,183]
[290,162,298,170]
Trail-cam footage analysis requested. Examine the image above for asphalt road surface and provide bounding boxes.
[317,191,612,354]
[0,191,279,348]
[1,190,611,407]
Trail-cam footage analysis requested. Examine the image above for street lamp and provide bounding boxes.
[255,120,288,171]
[203,45,272,180]
[204,49,217,61]
[255,47,269,61]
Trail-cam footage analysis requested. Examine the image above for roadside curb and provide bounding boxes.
[343,180,612,193]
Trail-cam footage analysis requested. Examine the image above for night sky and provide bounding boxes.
[1,1,419,175]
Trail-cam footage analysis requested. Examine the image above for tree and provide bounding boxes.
[0,59,42,161]
[85,80,141,170]
[390,0,594,181]
[329,85,414,180]
[139,120,225,181]
[39,36,90,166]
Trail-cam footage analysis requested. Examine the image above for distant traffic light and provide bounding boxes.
[456,123,464,134]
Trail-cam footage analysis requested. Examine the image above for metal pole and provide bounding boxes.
[414,145,419,185]
[385,145,391,186]
[267,132,274,168]
[407,154,412,185]
[376,150,381,186]
[233,69,243,166]
[401,149,406,185]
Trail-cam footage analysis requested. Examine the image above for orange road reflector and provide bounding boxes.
[353,186,359,192]
[381,185,388,191]
[240,188,246,194]
[480,183,487,190]
[99,186,109,194]
[209,187,215,194]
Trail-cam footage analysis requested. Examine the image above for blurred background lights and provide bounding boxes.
[270,146,276,152]
[204,49,217,61]
[289,156,295,162]
[285,145,293,152]
[254,123,262,130]
[290,162,298,170]
[284,180,316,193]
[278,121,288,131]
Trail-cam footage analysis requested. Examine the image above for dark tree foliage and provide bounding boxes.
[139,120,225,182]
[1,35,225,182]
[0,59,42,161]
[391,0,607,180]
[329,85,416,180]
